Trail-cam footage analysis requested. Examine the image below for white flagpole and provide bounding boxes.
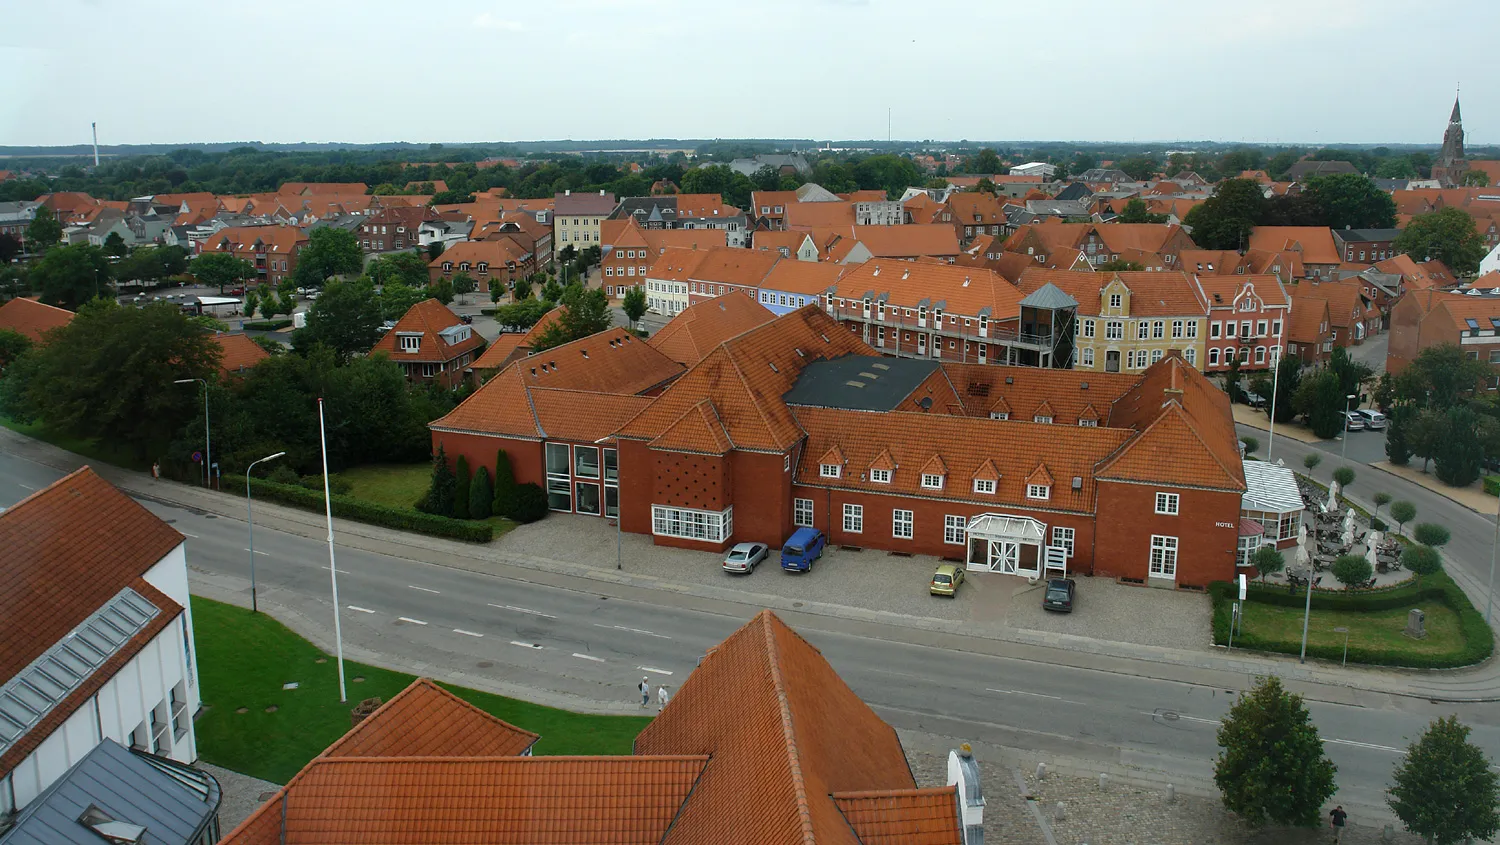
[318,398,348,703]
[1267,343,1282,461]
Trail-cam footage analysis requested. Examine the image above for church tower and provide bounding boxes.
[1434,95,1467,187]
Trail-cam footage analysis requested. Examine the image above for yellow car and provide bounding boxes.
[930,564,965,597]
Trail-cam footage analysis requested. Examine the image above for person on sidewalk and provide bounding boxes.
[1329,805,1347,842]
[638,676,650,708]
[657,684,670,709]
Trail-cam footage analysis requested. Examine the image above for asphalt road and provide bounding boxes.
[4,449,1497,817]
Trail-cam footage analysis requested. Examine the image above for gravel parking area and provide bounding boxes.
[196,763,279,833]
[498,515,1212,651]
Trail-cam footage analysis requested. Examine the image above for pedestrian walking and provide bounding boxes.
[638,677,650,708]
[657,685,670,709]
[1329,805,1347,842]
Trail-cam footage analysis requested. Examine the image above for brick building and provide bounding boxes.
[1332,228,1402,264]
[599,217,727,295]
[431,305,1246,591]
[358,205,436,253]
[1387,289,1500,387]
[1017,270,1210,372]
[370,299,486,388]
[1198,274,1290,372]
[429,237,537,294]
[198,225,307,286]
[1285,294,1334,366]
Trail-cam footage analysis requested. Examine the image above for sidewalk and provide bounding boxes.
[1232,404,1324,444]
[6,426,1499,702]
[1373,460,1497,515]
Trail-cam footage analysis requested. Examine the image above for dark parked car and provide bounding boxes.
[1042,578,1076,612]
[460,314,474,324]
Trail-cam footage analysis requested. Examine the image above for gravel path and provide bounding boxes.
[196,762,279,834]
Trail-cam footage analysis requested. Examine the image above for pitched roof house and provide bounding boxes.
[369,298,485,387]
[0,297,74,344]
[647,291,776,365]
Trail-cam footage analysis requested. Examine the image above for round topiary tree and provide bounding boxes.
[1402,544,1443,582]
[1373,491,1392,514]
[1332,554,1373,589]
[1413,523,1451,548]
[1303,453,1322,471]
[1390,500,1417,534]
[1332,466,1356,487]
[512,482,549,523]
[1240,436,1260,456]
[1251,545,1285,581]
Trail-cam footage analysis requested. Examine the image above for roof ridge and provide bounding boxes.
[760,612,819,845]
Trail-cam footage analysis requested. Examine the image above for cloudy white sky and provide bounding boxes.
[2,0,1494,147]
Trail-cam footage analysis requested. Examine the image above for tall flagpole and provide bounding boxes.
[1266,344,1282,461]
[318,398,348,703]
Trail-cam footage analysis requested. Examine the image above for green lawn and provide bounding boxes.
[340,462,517,537]
[1238,600,1463,660]
[192,597,651,784]
[0,415,149,471]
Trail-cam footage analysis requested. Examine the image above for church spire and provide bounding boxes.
[1450,91,1462,124]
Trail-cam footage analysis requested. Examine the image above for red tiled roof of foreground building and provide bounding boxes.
[0,297,75,343]
[212,333,269,376]
[1100,354,1245,492]
[1016,269,1209,317]
[470,332,528,370]
[940,363,1139,424]
[370,298,485,365]
[833,788,964,845]
[836,261,1024,319]
[1246,226,1340,266]
[321,678,537,759]
[648,291,776,365]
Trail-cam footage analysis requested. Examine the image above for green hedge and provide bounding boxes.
[480,307,496,316]
[1209,572,1493,668]
[1485,475,1500,497]
[241,477,492,543]
[244,319,293,331]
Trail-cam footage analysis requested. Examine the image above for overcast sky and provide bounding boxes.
[3,0,1494,148]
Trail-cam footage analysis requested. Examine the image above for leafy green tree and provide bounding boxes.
[851,154,923,198]
[679,164,754,208]
[530,285,612,351]
[1385,407,1413,465]
[242,289,258,319]
[102,231,128,258]
[25,206,62,251]
[1293,369,1345,439]
[1375,156,1419,179]
[622,286,647,328]
[1301,173,1397,229]
[494,298,552,331]
[367,251,430,287]
[1214,676,1337,827]
[492,449,517,518]
[1462,169,1490,188]
[0,233,20,264]
[1413,523,1451,547]
[1251,545,1285,580]
[378,279,428,322]
[1389,500,1417,534]
[1302,453,1321,471]
[1394,208,1486,274]
[1332,466,1355,487]
[750,165,781,192]
[1329,345,1372,401]
[1116,155,1159,180]
[191,251,255,294]
[469,466,493,519]
[1116,198,1167,224]
[1388,715,1500,845]
[452,455,471,519]
[1183,179,1265,250]
[1266,151,1300,180]
[0,327,32,369]
[1396,344,1491,411]
[1373,491,1392,513]
[450,271,476,302]
[1331,553,1373,589]
[293,227,364,287]
[1269,356,1302,424]
[1434,405,1491,486]
[427,241,445,261]
[972,148,1002,174]
[511,482,549,523]
[1407,408,1446,471]
[1401,544,1441,581]
[0,300,220,458]
[430,276,455,305]
[292,278,383,362]
[1240,436,1259,456]
[31,243,112,309]
[512,275,533,301]
[541,279,564,303]
[423,446,457,516]
[1224,358,1245,404]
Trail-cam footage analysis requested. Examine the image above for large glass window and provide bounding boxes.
[604,485,619,519]
[944,515,966,545]
[1150,535,1179,578]
[547,478,572,511]
[603,448,618,483]
[892,509,914,539]
[575,482,601,515]
[574,445,600,479]
[651,505,733,542]
[1052,526,1074,558]
[843,504,863,533]
[794,498,814,527]
[546,443,570,475]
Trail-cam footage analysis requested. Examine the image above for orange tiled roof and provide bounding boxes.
[752,230,814,256]
[785,201,858,230]
[939,363,1138,423]
[531,388,656,444]
[849,224,961,258]
[433,237,532,270]
[1430,295,1500,335]
[832,788,963,845]
[759,260,848,296]
[1300,280,1373,330]
[1196,274,1289,310]
[212,333,269,376]
[1016,269,1208,318]
[1100,355,1245,492]
[470,333,527,370]
[322,678,537,759]
[370,298,485,365]
[836,261,1023,320]
[649,291,776,366]
[0,297,74,343]
[650,399,735,454]
[685,246,781,289]
[1246,226,1340,266]
[1287,294,1331,345]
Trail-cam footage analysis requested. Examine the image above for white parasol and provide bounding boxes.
[1326,480,1341,513]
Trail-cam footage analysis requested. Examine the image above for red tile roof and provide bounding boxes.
[0,297,74,343]
[321,678,537,759]
[1016,269,1209,318]
[939,363,1138,423]
[833,788,963,845]
[470,332,527,370]
[369,298,485,364]
[1196,274,1289,310]
[1246,226,1340,266]
[213,333,269,376]
[1100,355,1245,492]
[759,260,849,296]
[836,261,1024,320]
[648,291,776,365]
[849,224,962,258]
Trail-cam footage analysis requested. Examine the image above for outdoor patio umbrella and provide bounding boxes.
[1326,480,1341,513]
[1365,532,1381,568]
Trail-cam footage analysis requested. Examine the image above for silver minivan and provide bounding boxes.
[1357,409,1387,430]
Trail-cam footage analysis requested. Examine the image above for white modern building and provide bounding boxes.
[1,468,201,817]
[1008,161,1058,179]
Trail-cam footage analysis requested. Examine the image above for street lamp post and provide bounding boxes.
[1489,498,1498,625]
[1339,393,1357,465]
[1333,626,1350,667]
[246,451,286,614]
[174,378,210,488]
[1299,561,1315,664]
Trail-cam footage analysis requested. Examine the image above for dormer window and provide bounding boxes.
[1109,292,1122,310]
[989,412,1009,421]
[870,468,891,484]
[820,464,842,479]
[921,473,944,490]
[1027,484,1050,500]
[1033,415,1053,424]
[399,334,421,352]
[973,478,996,494]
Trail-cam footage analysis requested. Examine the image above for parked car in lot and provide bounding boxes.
[779,527,826,572]
[1343,411,1366,432]
[1244,392,1267,408]
[1357,409,1386,430]
[930,564,965,597]
[1042,578,1076,612]
[722,542,768,574]
[460,314,474,324]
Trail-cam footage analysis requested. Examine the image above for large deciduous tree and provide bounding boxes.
[530,286,612,351]
[1183,179,1266,250]
[622,286,647,328]
[1301,173,1397,229]
[30,243,112,309]
[292,278,384,362]
[191,251,255,294]
[1388,715,1500,845]
[1214,676,1337,827]
[1293,369,1347,439]
[1394,207,1486,274]
[293,227,364,287]
[25,206,62,251]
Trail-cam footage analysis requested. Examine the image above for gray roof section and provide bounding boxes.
[553,191,617,216]
[1333,228,1402,243]
[782,354,940,412]
[1019,282,1080,310]
[1,739,220,845]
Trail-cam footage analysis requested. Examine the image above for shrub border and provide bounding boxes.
[244,319,294,331]
[236,476,492,543]
[1209,571,1494,669]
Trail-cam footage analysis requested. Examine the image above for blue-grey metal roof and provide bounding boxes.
[782,355,940,412]
[1018,282,1079,310]
[0,739,220,845]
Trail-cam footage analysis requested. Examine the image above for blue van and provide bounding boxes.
[780,527,827,572]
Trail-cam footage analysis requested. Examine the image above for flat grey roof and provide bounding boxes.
[782,355,940,412]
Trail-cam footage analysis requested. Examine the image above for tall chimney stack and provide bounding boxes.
[92,122,99,168]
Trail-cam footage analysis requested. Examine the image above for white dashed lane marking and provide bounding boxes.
[453,629,483,638]
[595,623,671,639]
[490,604,557,619]
[408,585,440,594]
[397,617,428,626]
[346,606,376,614]
[572,653,606,662]
[638,666,673,676]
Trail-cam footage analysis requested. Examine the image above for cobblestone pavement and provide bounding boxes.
[196,763,278,833]
[901,731,1428,845]
[500,515,1212,651]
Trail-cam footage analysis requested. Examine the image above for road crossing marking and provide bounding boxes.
[408,585,440,593]
[397,617,428,625]
[453,629,483,638]
[596,623,671,639]
[491,604,557,619]
[573,653,606,662]
[638,666,673,676]
[346,606,376,614]
[17,484,35,490]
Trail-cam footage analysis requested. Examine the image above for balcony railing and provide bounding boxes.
[827,303,1052,349]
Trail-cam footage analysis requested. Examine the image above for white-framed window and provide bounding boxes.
[820,463,841,479]
[1256,320,1268,337]
[1152,320,1164,339]
[1226,321,1236,338]
[1027,484,1049,500]
[1081,347,1094,367]
[843,503,863,533]
[651,505,733,543]
[1109,292,1122,310]
[1210,321,1221,339]
[973,478,996,494]
[1208,347,1220,366]
[1272,319,1282,337]
[1033,415,1053,424]
[1137,321,1150,340]
[1238,533,1261,567]
[870,468,891,484]
[1052,526,1074,558]
[1078,418,1098,427]
[1171,319,1184,339]
[1186,322,1198,339]
[944,515,966,545]
[1106,321,1123,340]
[399,334,421,352]
[921,473,944,490]
[794,498,814,528]
[1184,347,1196,366]
[1150,535,1179,579]
[1155,492,1180,515]
[892,509,914,539]
[1241,320,1252,338]
[1081,319,1095,338]
[1151,349,1164,364]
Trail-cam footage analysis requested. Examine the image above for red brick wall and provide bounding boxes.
[1094,481,1240,588]
[652,452,731,510]
[618,440,655,535]
[429,431,545,489]
[730,451,794,546]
